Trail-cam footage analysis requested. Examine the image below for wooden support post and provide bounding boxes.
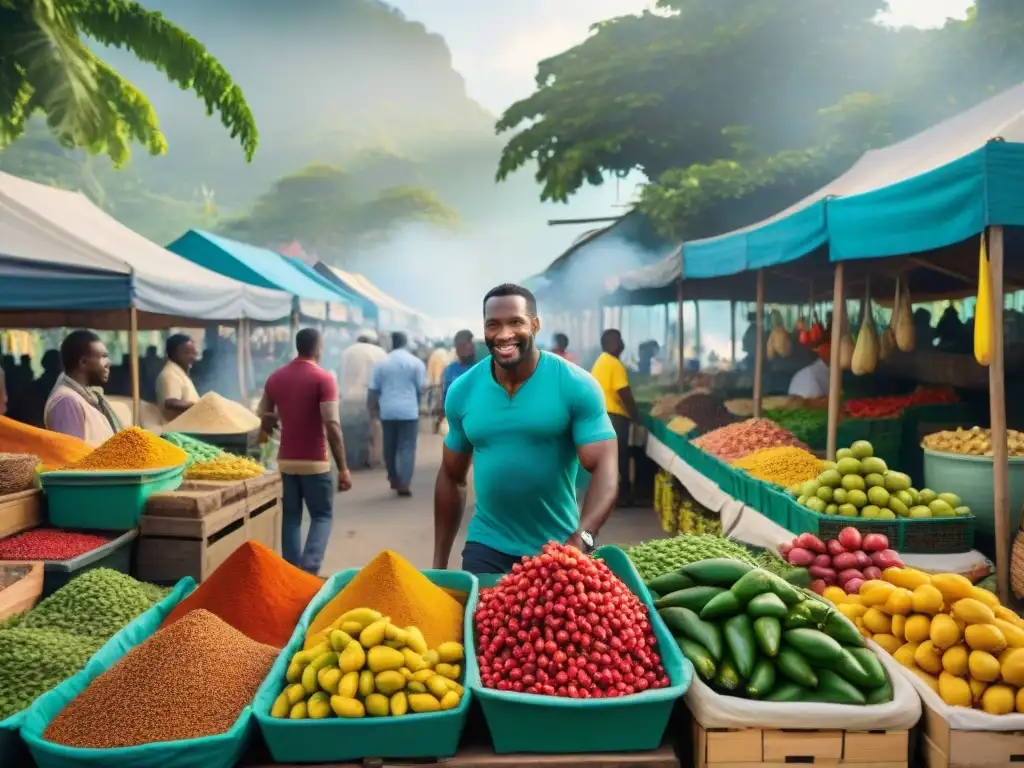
[826,263,845,460]
[237,318,248,404]
[753,270,765,419]
[988,226,1010,604]
[694,300,702,364]
[730,300,736,366]
[128,305,140,425]
[663,303,670,353]
[676,279,685,386]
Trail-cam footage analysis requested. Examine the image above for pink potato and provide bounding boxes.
[861,533,890,553]
[831,552,859,571]
[827,539,847,557]
[808,565,838,585]
[871,549,905,569]
[796,533,826,554]
[813,554,833,569]
[862,566,882,581]
[852,550,873,569]
[779,542,794,557]
[844,578,865,595]
[786,547,816,567]
[838,568,864,585]
[837,527,863,551]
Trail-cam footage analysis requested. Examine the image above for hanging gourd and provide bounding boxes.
[767,309,791,359]
[880,277,899,360]
[975,233,992,366]
[894,273,914,352]
[852,280,879,375]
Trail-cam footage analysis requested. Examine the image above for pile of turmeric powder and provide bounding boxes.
[731,445,823,488]
[0,416,91,469]
[62,427,187,472]
[305,550,463,650]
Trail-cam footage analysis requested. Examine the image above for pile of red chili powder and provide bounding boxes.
[161,541,323,647]
[0,529,110,561]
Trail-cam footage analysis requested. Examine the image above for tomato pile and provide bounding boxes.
[843,387,957,420]
[474,543,670,699]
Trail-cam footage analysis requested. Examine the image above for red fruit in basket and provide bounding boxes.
[826,539,846,557]
[812,554,832,569]
[796,533,826,554]
[871,549,904,570]
[786,547,815,567]
[808,565,838,585]
[861,533,889,553]
[778,542,793,558]
[837,527,863,551]
[838,568,864,585]
[844,578,865,595]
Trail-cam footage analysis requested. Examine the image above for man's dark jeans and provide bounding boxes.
[609,412,631,501]
[461,541,520,575]
[281,472,334,574]
[382,418,419,488]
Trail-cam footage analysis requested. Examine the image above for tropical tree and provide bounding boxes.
[0,0,257,165]
[218,163,459,254]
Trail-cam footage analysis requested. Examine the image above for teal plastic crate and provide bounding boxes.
[19,578,230,768]
[473,545,691,754]
[254,568,478,763]
[41,465,184,530]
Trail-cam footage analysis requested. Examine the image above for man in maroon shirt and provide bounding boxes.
[258,328,351,574]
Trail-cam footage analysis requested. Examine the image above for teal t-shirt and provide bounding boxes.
[444,351,616,557]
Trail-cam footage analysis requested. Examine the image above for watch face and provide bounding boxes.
[581,532,595,549]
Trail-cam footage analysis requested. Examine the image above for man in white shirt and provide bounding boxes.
[155,334,200,423]
[339,332,387,469]
[788,351,830,399]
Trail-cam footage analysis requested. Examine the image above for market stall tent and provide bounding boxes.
[166,230,354,323]
[0,172,292,325]
[314,264,429,337]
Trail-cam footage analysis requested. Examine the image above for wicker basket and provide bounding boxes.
[0,453,38,496]
[1011,507,1024,600]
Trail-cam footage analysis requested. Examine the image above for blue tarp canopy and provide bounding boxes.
[281,257,368,326]
[167,230,354,322]
[681,81,1024,277]
[0,253,130,310]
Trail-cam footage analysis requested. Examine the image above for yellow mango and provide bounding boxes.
[442,677,464,695]
[965,624,1007,653]
[360,619,390,648]
[406,681,427,694]
[904,615,933,644]
[969,650,1002,682]
[942,644,969,676]
[873,634,902,654]
[412,668,436,683]
[884,588,914,617]
[884,567,932,590]
[365,692,390,717]
[339,641,366,674]
[912,585,945,615]
[1001,648,1024,686]
[293,643,328,665]
[915,641,944,675]
[845,593,863,606]
[330,695,366,718]
[970,678,988,705]
[864,607,892,635]
[289,701,308,719]
[391,691,409,716]
[399,666,413,681]
[408,693,441,713]
[970,587,1001,610]
[1000,647,1019,665]
[338,671,360,698]
[861,581,896,606]
[953,598,997,626]
[404,626,428,655]
[421,649,440,668]
[994,619,1024,648]
[930,574,974,604]
[823,586,847,604]
[894,642,919,668]
[912,667,940,693]
[340,621,364,636]
[930,614,962,650]
[367,645,406,673]
[358,669,376,698]
[996,606,1024,627]
[301,664,319,695]
[440,690,460,710]
[839,604,861,621]
[939,671,973,707]
[437,642,465,663]
[891,615,907,640]
[982,684,1016,715]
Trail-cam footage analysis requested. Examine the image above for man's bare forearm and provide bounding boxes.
[326,424,347,472]
[578,460,617,536]
[433,468,466,569]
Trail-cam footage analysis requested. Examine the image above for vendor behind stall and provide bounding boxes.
[44,330,121,446]
[788,344,830,399]
[156,333,200,423]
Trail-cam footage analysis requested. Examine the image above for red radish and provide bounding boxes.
[838,568,864,585]
[812,554,832,568]
[837,527,863,551]
[808,565,838,584]
[809,579,827,595]
[827,539,846,557]
[832,552,858,571]
[871,549,904,569]
[852,551,872,569]
[779,542,793,557]
[844,578,865,594]
[861,533,889,553]
[796,533,826,554]
[786,547,815,567]
[862,566,882,581]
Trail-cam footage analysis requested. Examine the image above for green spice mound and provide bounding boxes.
[625,534,792,581]
[20,569,169,640]
[0,628,103,719]
[160,433,223,467]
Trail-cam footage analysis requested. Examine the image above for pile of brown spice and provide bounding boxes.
[671,392,736,435]
[42,609,277,748]
[162,392,261,435]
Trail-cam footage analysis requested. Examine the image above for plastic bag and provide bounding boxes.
[685,639,921,730]
[19,577,259,768]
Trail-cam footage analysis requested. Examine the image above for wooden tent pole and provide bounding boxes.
[237,318,248,404]
[694,300,702,364]
[826,264,845,460]
[753,270,765,419]
[128,305,140,426]
[676,279,685,386]
[988,226,1010,604]
[730,300,737,366]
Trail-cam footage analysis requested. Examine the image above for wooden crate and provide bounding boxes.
[0,488,42,539]
[922,702,1024,767]
[135,493,248,583]
[179,478,248,506]
[245,472,281,553]
[694,721,908,768]
[0,561,43,620]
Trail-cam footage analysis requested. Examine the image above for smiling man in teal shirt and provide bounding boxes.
[433,284,619,574]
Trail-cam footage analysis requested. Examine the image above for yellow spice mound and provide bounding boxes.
[306,550,463,649]
[731,445,823,488]
[64,427,187,471]
[162,391,261,436]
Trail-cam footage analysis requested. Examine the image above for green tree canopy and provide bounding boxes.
[497,0,1024,240]
[0,0,257,165]
[218,163,459,254]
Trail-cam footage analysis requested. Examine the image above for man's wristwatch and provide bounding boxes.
[580,530,596,553]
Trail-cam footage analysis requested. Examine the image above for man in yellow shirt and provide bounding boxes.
[590,329,640,506]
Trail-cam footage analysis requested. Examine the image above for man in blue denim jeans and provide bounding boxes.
[259,328,351,574]
[369,331,426,497]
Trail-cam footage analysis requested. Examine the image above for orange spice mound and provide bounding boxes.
[0,415,91,468]
[306,550,463,649]
[161,541,323,647]
[63,427,187,471]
